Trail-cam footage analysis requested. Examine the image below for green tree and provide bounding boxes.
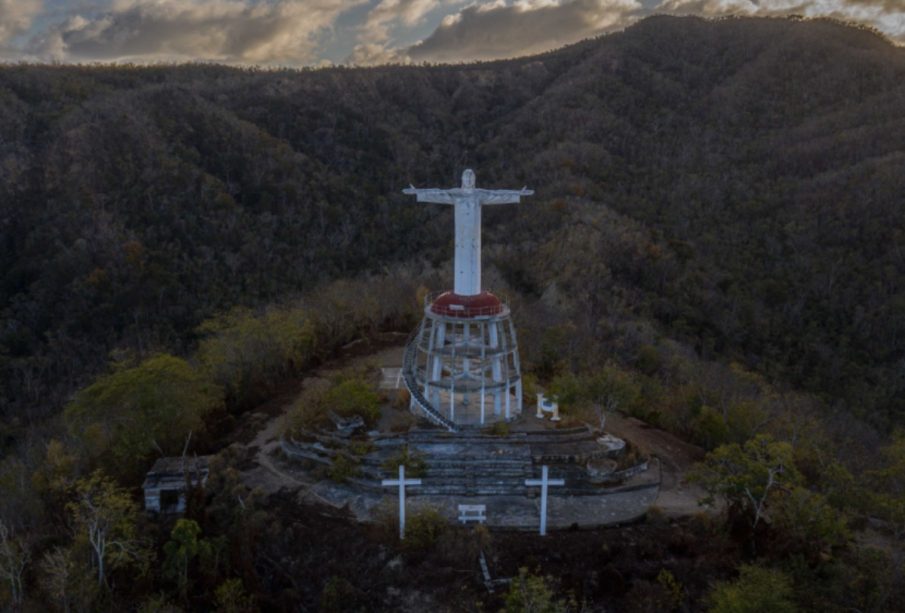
[68,471,151,587]
[503,567,567,613]
[0,456,42,531]
[320,576,361,613]
[403,507,446,552]
[202,450,270,588]
[707,564,797,613]
[691,435,803,535]
[585,365,643,415]
[533,324,574,382]
[549,365,644,426]
[865,430,905,540]
[381,445,427,477]
[31,439,79,498]
[327,455,360,483]
[657,568,684,611]
[38,546,99,613]
[771,487,849,558]
[213,578,256,613]
[0,519,29,607]
[863,431,905,605]
[286,376,381,435]
[163,519,218,598]
[137,592,184,613]
[691,405,731,450]
[196,307,318,409]
[65,354,222,478]
[324,378,381,426]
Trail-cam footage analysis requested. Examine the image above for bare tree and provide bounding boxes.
[0,519,29,607]
[68,472,149,587]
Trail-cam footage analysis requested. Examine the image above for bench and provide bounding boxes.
[458,504,487,524]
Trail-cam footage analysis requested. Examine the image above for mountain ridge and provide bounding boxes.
[2,14,905,425]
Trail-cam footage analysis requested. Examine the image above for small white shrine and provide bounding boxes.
[535,392,561,421]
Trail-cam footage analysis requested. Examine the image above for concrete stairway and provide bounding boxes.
[416,455,534,496]
[401,327,458,431]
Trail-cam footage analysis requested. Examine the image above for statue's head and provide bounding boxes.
[461,169,475,189]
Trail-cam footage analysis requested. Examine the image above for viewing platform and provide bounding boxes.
[426,290,509,319]
[282,422,660,530]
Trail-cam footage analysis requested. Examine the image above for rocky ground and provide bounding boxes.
[235,337,711,528]
[222,335,729,611]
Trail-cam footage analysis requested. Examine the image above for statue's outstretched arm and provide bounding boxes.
[402,186,456,205]
[478,188,534,205]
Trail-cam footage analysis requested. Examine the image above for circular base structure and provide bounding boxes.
[281,423,660,530]
[403,290,522,428]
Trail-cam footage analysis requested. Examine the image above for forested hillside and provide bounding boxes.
[3,14,905,428]
[4,14,905,612]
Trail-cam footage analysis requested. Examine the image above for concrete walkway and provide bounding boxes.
[303,474,660,530]
[233,337,704,531]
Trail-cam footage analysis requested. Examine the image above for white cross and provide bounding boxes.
[525,465,564,536]
[381,464,422,540]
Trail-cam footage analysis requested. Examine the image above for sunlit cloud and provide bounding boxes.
[27,0,364,64]
[657,0,905,42]
[346,41,409,65]
[396,0,904,65]
[363,0,447,42]
[347,0,457,65]
[655,0,801,14]
[2,0,904,66]
[0,0,42,46]
[405,0,643,63]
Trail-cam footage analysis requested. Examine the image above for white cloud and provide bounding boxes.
[6,0,905,66]
[389,0,903,66]
[656,0,808,16]
[656,0,905,42]
[346,41,409,64]
[0,0,42,44]
[364,0,446,41]
[27,0,364,64]
[347,0,460,66]
[405,0,642,63]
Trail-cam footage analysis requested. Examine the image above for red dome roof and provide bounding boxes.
[430,291,503,318]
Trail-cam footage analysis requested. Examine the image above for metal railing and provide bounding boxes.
[402,326,458,432]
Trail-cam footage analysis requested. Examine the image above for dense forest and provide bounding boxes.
[3,15,905,428]
[2,14,905,611]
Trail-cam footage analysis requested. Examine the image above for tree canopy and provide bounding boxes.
[64,354,222,478]
[2,15,905,431]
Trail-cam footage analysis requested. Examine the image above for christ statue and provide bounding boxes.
[403,169,533,296]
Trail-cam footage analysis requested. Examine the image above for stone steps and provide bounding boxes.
[422,459,529,469]
[422,469,529,479]
[402,427,595,443]
[360,456,529,469]
[416,485,531,496]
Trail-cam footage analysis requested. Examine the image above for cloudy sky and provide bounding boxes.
[0,0,902,66]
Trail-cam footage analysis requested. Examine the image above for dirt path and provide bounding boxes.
[239,338,407,499]
[605,412,710,517]
[242,398,357,511]
[245,409,309,491]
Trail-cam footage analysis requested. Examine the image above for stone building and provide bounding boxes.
[142,456,209,515]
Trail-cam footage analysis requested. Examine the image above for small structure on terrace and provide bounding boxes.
[143,456,209,515]
[401,170,532,429]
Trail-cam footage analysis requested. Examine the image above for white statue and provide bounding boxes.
[403,169,533,296]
